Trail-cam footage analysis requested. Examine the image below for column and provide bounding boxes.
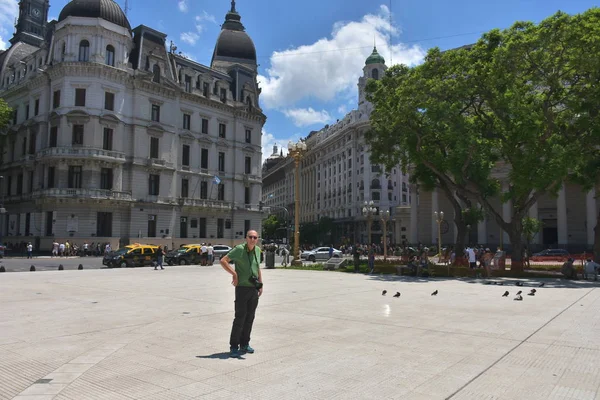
[431,188,438,245]
[557,184,567,245]
[410,184,418,243]
[477,203,487,245]
[528,201,539,244]
[586,188,596,246]
[502,183,511,244]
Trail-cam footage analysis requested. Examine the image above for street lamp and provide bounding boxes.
[434,211,444,263]
[288,140,307,266]
[362,200,376,245]
[381,209,390,260]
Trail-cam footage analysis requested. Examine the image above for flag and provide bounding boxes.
[213,175,221,185]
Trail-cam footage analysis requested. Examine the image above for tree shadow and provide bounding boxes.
[196,352,244,360]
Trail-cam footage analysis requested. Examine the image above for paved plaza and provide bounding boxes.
[1,266,600,400]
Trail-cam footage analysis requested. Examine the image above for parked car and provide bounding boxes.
[301,247,342,262]
[213,245,232,259]
[102,243,160,268]
[165,244,202,266]
[532,249,570,257]
[0,244,4,258]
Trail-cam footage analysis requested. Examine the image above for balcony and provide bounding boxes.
[39,188,133,201]
[178,198,233,209]
[38,147,126,162]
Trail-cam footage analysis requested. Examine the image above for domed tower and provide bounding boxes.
[358,46,387,112]
[58,0,131,31]
[211,0,257,72]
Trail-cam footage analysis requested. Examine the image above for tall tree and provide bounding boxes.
[366,9,600,271]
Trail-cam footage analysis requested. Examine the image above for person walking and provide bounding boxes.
[155,246,165,270]
[26,242,33,259]
[220,230,263,358]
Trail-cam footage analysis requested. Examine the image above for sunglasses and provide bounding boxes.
[247,236,258,240]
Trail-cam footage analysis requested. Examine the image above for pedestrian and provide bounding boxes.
[352,244,361,273]
[52,241,59,257]
[219,230,263,358]
[328,245,334,259]
[155,246,165,270]
[467,247,477,269]
[368,245,375,274]
[207,243,214,265]
[200,243,208,266]
[26,242,33,259]
[281,245,290,267]
[583,258,599,281]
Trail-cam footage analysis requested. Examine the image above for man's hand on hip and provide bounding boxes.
[258,287,263,297]
[232,273,238,286]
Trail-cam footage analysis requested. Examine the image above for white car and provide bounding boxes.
[213,245,232,259]
[301,247,342,262]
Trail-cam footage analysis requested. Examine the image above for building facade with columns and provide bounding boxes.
[262,48,412,246]
[0,0,265,250]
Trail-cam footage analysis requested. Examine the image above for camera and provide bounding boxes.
[249,275,263,289]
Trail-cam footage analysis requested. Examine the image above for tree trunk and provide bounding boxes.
[507,219,525,273]
[594,212,600,263]
[438,182,468,266]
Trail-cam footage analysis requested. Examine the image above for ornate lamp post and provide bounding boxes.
[288,140,307,266]
[362,200,376,245]
[381,209,390,260]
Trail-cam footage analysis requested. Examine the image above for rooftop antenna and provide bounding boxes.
[389,0,392,65]
[124,0,130,17]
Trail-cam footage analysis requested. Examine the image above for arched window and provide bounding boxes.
[372,68,379,80]
[371,179,380,189]
[152,64,160,83]
[78,40,90,62]
[105,45,115,66]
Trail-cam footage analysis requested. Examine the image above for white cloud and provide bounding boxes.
[283,108,332,127]
[180,32,199,46]
[0,0,18,51]
[337,105,347,115]
[258,4,425,110]
[195,11,216,34]
[178,0,188,13]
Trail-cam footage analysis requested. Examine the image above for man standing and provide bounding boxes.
[207,243,214,265]
[220,230,263,358]
[26,242,33,259]
[155,246,165,270]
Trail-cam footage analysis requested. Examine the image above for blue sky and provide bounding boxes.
[1,0,598,161]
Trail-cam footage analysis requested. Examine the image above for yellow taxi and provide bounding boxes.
[102,243,161,268]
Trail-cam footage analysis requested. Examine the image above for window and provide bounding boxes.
[244,187,250,204]
[218,123,226,138]
[100,168,113,190]
[148,174,160,195]
[46,127,57,149]
[106,45,115,66]
[203,82,209,97]
[245,157,251,174]
[183,113,191,130]
[148,215,157,237]
[97,212,112,237]
[151,104,160,122]
[245,96,252,107]
[152,64,160,83]
[150,137,159,158]
[182,145,190,166]
[34,99,39,116]
[201,118,208,134]
[104,92,115,111]
[180,217,188,238]
[12,109,17,125]
[53,90,60,109]
[184,75,192,93]
[46,211,53,236]
[72,125,84,146]
[25,104,29,120]
[220,88,227,103]
[68,166,82,188]
[244,220,251,235]
[6,176,11,195]
[218,152,225,172]
[199,217,207,238]
[217,218,224,238]
[47,166,55,188]
[200,148,208,169]
[190,218,198,229]
[16,174,23,195]
[75,88,86,106]
[218,183,224,201]
[245,129,251,144]
[78,40,90,62]
[103,128,113,151]
[200,181,208,199]
[181,179,189,198]
[372,69,379,80]
[28,132,36,154]
[372,192,380,201]
[61,42,66,62]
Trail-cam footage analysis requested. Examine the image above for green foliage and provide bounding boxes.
[0,98,12,130]
[522,217,543,244]
[366,8,600,264]
[261,214,282,239]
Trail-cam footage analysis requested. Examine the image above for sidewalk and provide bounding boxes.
[1,267,599,399]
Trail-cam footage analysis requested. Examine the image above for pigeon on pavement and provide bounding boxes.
[514,294,523,301]
[382,290,387,296]
[393,292,401,298]
[516,281,523,286]
[431,290,438,296]
[527,292,535,296]
[539,283,545,287]
[530,289,537,294]
[516,291,522,295]
[502,291,509,297]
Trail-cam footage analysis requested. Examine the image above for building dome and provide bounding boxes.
[365,46,385,65]
[212,1,256,64]
[58,0,131,31]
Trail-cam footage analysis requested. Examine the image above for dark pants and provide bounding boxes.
[229,286,259,348]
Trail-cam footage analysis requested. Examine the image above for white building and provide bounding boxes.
[0,0,265,250]
[262,48,412,245]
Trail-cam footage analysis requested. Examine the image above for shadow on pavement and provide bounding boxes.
[196,353,243,360]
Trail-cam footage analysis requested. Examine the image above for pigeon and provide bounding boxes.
[382,290,387,296]
[530,289,537,294]
[514,294,523,301]
[516,281,523,287]
[516,291,522,295]
[431,290,438,296]
[502,291,509,297]
[393,292,401,298]
[527,292,535,296]
[539,283,545,287]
